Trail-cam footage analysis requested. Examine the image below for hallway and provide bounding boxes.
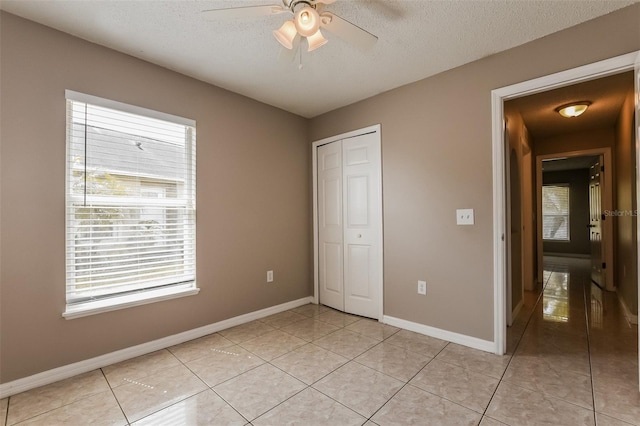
[496,256,639,425]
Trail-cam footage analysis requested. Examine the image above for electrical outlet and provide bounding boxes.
[417,280,427,295]
[267,270,274,283]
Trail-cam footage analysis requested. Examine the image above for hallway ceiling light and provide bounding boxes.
[555,101,591,118]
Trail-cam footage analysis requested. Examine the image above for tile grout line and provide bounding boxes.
[484,262,609,423]
[99,367,130,425]
[1,309,453,424]
[7,306,524,425]
[3,396,10,426]
[290,320,396,421]
[207,386,257,424]
[242,315,381,424]
[252,315,441,424]
[301,339,387,423]
[3,308,371,426]
[10,269,626,425]
[214,311,377,423]
[479,263,553,424]
[147,344,249,424]
[4,371,123,426]
[583,275,598,426]
[365,341,452,423]
[127,349,239,424]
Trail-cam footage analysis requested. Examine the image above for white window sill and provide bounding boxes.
[63,285,199,320]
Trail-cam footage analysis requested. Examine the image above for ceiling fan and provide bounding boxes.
[202,0,378,52]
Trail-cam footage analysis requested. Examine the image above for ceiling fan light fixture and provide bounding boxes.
[307,29,328,51]
[294,6,320,37]
[273,20,297,49]
[555,101,591,118]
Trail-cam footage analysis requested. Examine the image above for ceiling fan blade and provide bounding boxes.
[320,12,378,50]
[202,5,286,20]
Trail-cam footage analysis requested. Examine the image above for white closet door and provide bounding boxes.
[342,133,382,319]
[317,141,344,311]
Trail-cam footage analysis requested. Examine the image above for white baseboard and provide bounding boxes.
[0,296,313,399]
[382,315,495,353]
[618,294,639,325]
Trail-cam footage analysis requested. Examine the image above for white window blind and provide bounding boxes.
[65,91,196,308]
[542,185,570,241]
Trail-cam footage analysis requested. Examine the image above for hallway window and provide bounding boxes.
[542,184,570,241]
[64,91,197,318]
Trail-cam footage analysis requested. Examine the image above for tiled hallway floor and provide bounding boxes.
[1,257,638,425]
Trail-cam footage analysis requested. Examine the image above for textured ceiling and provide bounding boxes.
[0,0,637,118]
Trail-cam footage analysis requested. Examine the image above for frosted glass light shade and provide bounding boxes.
[556,102,591,118]
[307,29,328,51]
[294,6,320,37]
[273,20,297,49]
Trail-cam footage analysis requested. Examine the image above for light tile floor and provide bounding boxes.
[2,257,638,425]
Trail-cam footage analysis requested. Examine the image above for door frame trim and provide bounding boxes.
[535,148,613,291]
[312,124,384,321]
[491,51,639,355]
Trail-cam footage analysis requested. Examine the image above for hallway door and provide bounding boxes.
[589,157,605,288]
[316,129,383,319]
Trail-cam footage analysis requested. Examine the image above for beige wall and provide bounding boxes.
[309,5,640,340]
[535,128,616,157]
[614,90,638,315]
[0,13,311,382]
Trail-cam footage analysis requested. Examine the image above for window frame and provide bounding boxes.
[63,90,198,319]
[542,184,571,242]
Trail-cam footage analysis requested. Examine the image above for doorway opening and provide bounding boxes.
[536,152,614,291]
[491,52,639,393]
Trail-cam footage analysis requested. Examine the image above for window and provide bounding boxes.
[64,91,197,318]
[542,184,570,241]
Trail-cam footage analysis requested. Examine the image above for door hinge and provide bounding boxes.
[601,165,604,172]
[602,262,607,269]
[601,214,606,221]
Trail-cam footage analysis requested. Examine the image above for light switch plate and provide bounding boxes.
[456,209,474,225]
